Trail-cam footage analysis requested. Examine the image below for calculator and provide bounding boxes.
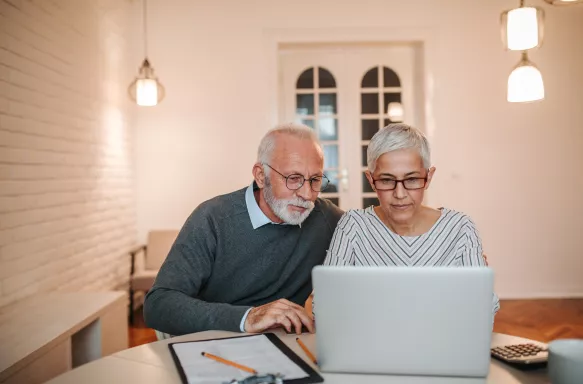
[490,343,548,365]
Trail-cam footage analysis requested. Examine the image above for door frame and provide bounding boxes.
[278,46,418,210]
[262,26,439,206]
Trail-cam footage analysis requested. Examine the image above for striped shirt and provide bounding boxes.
[322,206,500,315]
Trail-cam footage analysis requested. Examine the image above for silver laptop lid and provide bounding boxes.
[312,266,494,377]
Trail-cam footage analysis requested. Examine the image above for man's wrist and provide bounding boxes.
[239,307,253,332]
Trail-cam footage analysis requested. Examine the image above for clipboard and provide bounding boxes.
[169,333,324,384]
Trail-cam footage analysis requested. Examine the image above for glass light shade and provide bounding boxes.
[128,59,165,106]
[501,6,544,51]
[386,102,404,121]
[136,79,158,106]
[507,54,544,103]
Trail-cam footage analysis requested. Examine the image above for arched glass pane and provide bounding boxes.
[361,67,379,88]
[318,117,338,140]
[296,68,314,89]
[319,93,337,115]
[301,119,314,129]
[361,93,379,114]
[383,67,401,87]
[361,119,379,140]
[362,145,368,167]
[318,67,336,88]
[296,94,314,115]
[323,145,339,169]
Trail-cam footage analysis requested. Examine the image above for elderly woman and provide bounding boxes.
[322,123,500,316]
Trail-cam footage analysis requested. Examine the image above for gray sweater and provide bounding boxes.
[143,185,343,335]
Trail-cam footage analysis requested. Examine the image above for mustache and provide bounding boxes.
[286,197,314,209]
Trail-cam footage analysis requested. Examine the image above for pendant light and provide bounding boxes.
[501,0,581,102]
[128,0,165,106]
[501,0,544,51]
[507,52,545,102]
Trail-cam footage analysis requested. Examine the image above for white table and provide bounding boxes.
[47,331,549,384]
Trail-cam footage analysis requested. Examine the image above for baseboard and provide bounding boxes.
[499,292,583,300]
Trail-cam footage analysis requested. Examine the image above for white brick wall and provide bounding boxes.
[0,0,137,308]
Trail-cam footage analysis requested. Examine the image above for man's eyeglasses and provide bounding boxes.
[371,173,428,191]
[263,164,330,192]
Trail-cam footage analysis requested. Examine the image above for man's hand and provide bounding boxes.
[244,299,315,334]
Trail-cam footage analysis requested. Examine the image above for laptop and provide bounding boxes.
[312,266,494,377]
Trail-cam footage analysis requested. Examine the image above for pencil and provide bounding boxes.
[201,352,258,374]
[296,337,318,365]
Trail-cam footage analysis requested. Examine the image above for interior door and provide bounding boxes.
[279,44,416,210]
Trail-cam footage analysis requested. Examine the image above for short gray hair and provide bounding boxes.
[257,123,320,169]
[367,123,431,172]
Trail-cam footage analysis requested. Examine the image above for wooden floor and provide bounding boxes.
[129,308,157,347]
[492,299,583,342]
[129,299,583,347]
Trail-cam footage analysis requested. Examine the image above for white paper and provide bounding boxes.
[172,334,309,384]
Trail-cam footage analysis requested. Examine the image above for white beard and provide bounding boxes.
[263,177,315,225]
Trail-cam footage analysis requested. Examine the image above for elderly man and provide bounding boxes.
[144,124,343,335]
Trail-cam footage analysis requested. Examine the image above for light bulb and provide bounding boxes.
[136,79,158,106]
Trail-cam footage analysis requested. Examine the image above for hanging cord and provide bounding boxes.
[143,0,148,59]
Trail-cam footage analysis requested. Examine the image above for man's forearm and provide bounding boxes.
[144,288,251,335]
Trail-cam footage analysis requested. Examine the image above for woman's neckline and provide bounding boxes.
[368,206,446,238]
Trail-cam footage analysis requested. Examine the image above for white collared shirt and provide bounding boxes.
[245,182,277,229]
